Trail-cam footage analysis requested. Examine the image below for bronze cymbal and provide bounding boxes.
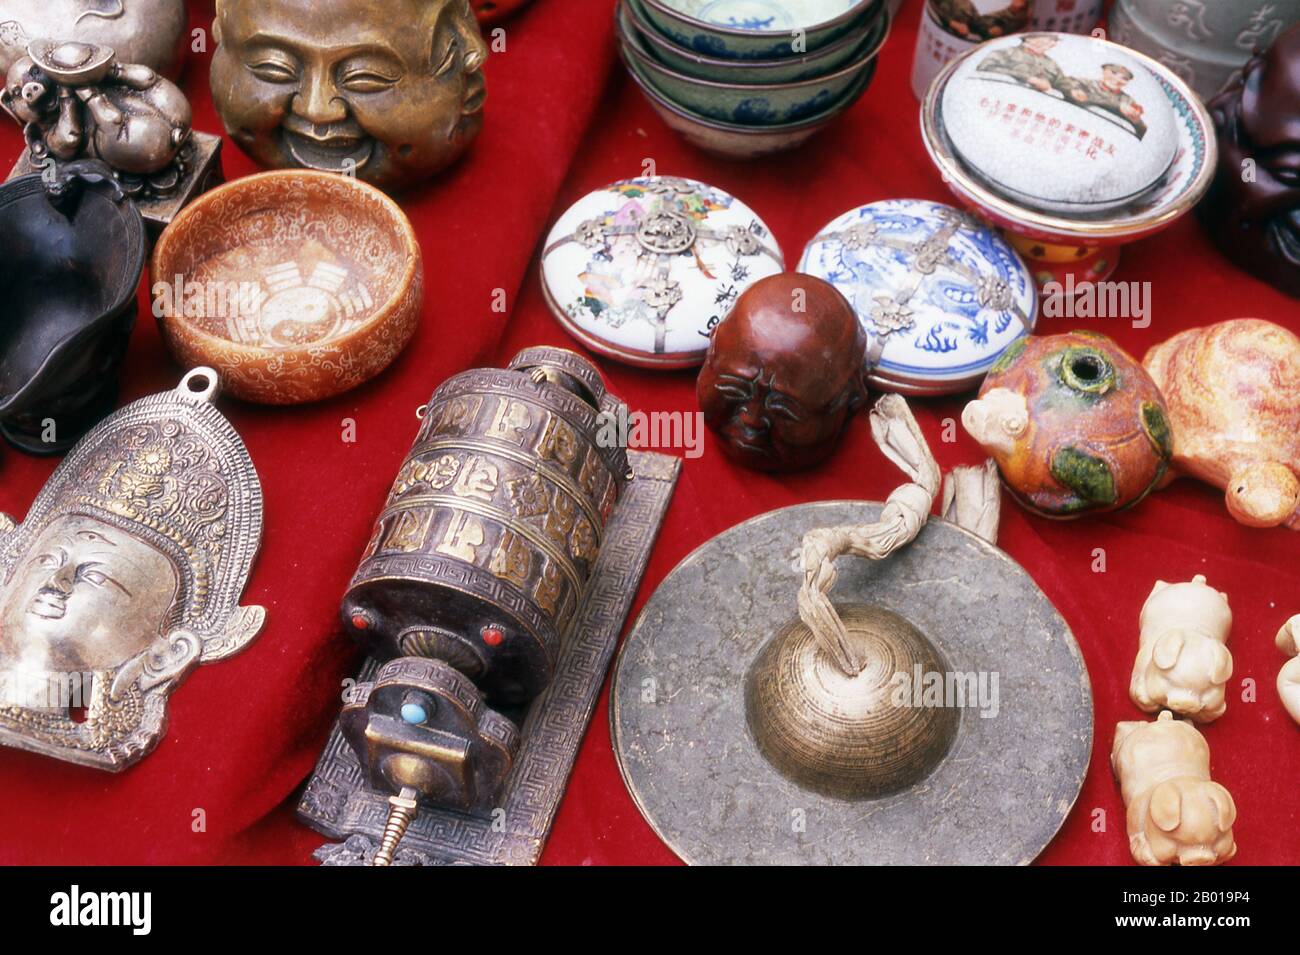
[611,501,1093,865]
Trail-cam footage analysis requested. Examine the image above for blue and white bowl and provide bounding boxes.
[624,0,886,85]
[799,199,1038,395]
[620,2,885,125]
[639,0,880,60]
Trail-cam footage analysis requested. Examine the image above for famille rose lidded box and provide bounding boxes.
[939,32,1180,214]
[799,199,1036,395]
[541,176,784,369]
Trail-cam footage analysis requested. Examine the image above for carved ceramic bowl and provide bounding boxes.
[638,0,879,60]
[0,172,146,454]
[920,33,1216,290]
[625,43,877,158]
[152,170,423,405]
[622,0,881,84]
[620,0,888,124]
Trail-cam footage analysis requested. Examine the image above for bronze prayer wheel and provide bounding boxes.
[342,348,630,706]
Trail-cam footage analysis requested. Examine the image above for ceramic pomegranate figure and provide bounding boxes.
[963,331,1173,518]
[1143,319,1300,530]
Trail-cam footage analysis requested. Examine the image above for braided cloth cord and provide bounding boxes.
[796,395,1000,676]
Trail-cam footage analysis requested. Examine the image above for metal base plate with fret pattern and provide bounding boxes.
[298,450,679,865]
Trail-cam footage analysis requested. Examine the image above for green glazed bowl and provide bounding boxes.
[638,0,879,60]
[620,14,881,126]
[622,0,888,85]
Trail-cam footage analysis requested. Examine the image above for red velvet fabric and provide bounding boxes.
[0,0,1296,866]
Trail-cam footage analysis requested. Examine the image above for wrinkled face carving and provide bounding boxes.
[697,274,867,472]
[1204,25,1300,296]
[210,0,488,192]
[0,515,178,674]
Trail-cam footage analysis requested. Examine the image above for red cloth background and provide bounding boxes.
[0,0,1295,866]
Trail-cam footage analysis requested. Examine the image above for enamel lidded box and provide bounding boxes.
[799,198,1036,395]
[939,32,1181,215]
[920,30,1216,288]
[541,175,784,369]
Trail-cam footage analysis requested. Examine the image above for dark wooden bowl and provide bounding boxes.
[0,172,146,454]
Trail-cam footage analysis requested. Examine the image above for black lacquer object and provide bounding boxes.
[0,163,145,453]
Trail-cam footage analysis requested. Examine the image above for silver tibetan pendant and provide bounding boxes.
[0,368,265,771]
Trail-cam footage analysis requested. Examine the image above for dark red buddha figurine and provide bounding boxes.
[1201,23,1300,298]
[697,272,868,472]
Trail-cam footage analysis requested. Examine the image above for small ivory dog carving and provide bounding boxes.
[1130,576,1233,722]
[1277,616,1300,726]
[1112,711,1237,866]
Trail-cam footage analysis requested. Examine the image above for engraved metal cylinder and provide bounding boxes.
[342,348,629,706]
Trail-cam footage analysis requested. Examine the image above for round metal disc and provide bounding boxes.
[611,501,1093,865]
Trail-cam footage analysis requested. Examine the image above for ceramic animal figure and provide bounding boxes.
[1143,318,1300,530]
[1277,616,1300,726]
[1131,576,1232,723]
[1111,711,1237,867]
[962,331,1172,518]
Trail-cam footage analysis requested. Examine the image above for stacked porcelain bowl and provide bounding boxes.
[618,0,890,159]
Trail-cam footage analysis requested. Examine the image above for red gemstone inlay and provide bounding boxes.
[482,627,504,647]
[351,613,369,631]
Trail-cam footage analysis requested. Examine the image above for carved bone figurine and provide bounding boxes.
[1111,711,1237,866]
[1130,576,1233,723]
[2,39,191,183]
[1143,318,1300,530]
[1277,616,1300,726]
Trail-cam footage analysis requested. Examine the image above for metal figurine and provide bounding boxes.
[1201,23,1300,298]
[1,39,222,233]
[0,369,266,771]
[210,0,488,193]
[0,1,189,79]
[300,347,680,866]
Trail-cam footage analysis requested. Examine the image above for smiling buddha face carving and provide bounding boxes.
[210,0,488,192]
[0,370,265,770]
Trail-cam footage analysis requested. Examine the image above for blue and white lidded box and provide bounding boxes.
[799,198,1037,395]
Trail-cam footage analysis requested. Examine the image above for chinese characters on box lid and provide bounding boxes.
[940,32,1179,213]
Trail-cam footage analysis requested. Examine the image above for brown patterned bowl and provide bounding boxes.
[151,170,423,404]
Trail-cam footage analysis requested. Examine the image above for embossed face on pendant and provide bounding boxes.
[211,0,487,191]
[0,515,178,673]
